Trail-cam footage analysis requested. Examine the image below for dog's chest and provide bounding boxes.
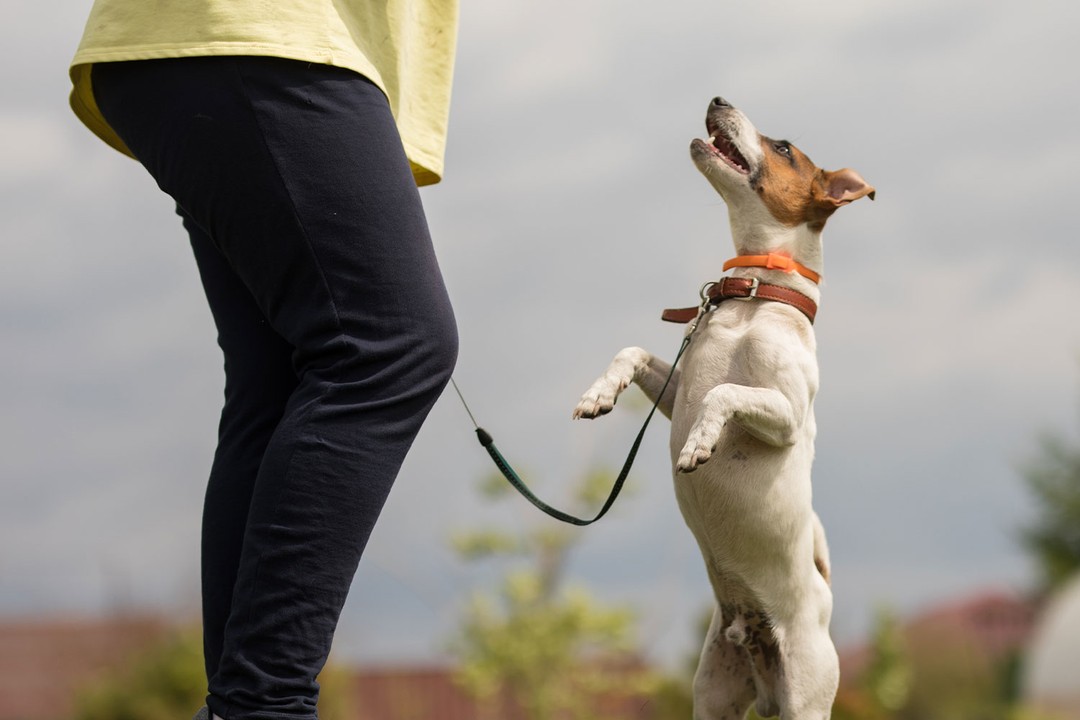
[677,310,775,404]
[669,305,818,451]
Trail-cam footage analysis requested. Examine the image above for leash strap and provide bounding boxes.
[455,266,813,524]
[456,330,695,526]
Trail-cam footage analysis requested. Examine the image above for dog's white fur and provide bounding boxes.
[573,97,873,719]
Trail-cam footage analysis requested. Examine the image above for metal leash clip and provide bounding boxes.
[687,281,716,335]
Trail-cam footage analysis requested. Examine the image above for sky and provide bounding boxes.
[2,0,1080,671]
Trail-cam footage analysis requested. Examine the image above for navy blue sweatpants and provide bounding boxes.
[92,56,458,720]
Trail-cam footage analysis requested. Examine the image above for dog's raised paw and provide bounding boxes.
[676,442,713,473]
[571,377,628,420]
[572,396,613,419]
[677,422,724,472]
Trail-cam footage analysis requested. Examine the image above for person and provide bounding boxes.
[68,3,460,719]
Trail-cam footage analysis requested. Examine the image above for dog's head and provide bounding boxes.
[690,97,874,239]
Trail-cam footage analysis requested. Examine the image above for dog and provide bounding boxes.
[572,96,874,719]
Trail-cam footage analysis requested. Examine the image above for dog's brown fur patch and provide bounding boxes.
[753,138,839,228]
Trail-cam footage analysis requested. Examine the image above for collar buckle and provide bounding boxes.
[731,276,760,300]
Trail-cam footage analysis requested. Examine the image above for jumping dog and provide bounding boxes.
[573,96,874,720]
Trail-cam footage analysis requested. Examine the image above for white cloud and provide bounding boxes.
[0,113,72,186]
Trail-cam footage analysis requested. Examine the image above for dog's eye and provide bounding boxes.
[774,142,791,156]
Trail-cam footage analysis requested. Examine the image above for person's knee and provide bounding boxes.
[292,296,458,409]
[413,302,458,392]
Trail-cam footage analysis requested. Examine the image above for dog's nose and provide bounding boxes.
[711,96,732,109]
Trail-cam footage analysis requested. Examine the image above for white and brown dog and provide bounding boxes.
[573,96,874,719]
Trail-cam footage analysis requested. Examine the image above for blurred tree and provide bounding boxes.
[1020,427,1080,594]
[862,607,912,715]
[832,606,911,720]
[73,624,351,720]
[642,607,709,720]
[449,469,657,720]
[645,676,694,720]
[75,625,205,720]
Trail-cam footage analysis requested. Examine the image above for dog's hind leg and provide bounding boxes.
[693,605,757,720]
[572,347,680,420]
[773,579,838,720]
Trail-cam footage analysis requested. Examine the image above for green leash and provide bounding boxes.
[451,292,709,526]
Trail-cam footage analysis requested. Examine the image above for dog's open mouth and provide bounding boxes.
[706,131,750,174]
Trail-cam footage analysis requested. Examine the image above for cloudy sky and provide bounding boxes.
[3,0,1079,670]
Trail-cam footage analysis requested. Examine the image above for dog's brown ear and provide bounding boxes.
[821,168,875,207]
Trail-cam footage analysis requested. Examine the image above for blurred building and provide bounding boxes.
[348,660,653,720]
[0,614,171,720]
[902,589,1036,660]
[1023,573,1080,719]
[0,615,653,720]
[837,588,1037,694]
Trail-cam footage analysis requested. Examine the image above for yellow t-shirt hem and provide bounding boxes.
[70,45,444,186]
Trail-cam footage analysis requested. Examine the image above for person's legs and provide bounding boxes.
[182,208,300,684]
[93,56,458,719]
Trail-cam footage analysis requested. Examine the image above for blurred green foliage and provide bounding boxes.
[72,624,350,720]
[862,608,912,714]
[449,470,658,720]
[1020,429,1080,594]
[830,606,1061,720]
[74,626,205,720]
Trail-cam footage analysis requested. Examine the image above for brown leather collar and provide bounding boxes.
[661,277,818,325]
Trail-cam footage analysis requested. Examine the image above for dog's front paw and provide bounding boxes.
[572,348,652,420]
[677,420,725,473]
[572,375,629,419]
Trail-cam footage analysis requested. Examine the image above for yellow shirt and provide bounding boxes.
[69,0,458,186]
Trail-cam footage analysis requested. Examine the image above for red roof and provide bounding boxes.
[349,666,486,720]
[904,589,1036,658]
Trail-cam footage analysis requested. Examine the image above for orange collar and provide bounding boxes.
[722,252,821,284]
